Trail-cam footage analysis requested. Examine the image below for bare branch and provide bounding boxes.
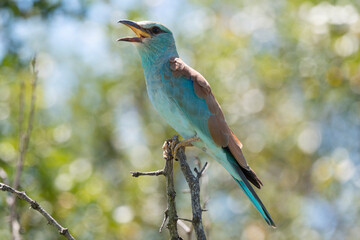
[130,170,165,177]
[159,210,168,233]
[9,70,25,240]
[172,136,207,240]
[9,57,39,240]
[0,182,76,240]
[18,80,25,147]
[131,136,207,240]
[13,56,38,190]
[160,139,182,239]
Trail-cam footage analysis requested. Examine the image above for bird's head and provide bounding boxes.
[118,20,177,60]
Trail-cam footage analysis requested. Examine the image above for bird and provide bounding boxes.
[118,19,276,227]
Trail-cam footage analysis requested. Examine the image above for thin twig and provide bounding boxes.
[9,57,38,240]
[0,183,76,240]
[130,170,165,177]
[18,80,25,147]
[13,57,38,190]
[8,73,25,240]
[196,158,210,237]
[159,209,168,233]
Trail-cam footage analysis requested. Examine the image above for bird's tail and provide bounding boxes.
[223,148,276,228]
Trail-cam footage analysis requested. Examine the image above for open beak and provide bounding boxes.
[117,20,152,43]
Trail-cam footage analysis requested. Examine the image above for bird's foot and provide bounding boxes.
[173,136,200,161]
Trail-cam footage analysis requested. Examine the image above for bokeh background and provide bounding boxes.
[1,0,360,239]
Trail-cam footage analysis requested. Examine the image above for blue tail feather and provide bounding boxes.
[224,148,276,227]
[233,177,276,227]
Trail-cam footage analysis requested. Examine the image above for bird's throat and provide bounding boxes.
[137,46,179,75]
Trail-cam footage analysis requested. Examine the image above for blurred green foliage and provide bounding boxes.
[1,0,360,239]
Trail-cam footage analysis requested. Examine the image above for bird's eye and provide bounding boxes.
[151,26,162,35]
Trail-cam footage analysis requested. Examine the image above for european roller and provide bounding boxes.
[118,20,276,227]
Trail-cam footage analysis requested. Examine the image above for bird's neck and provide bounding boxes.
[138,44,179,74]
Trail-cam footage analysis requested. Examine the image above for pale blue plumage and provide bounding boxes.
[119,20,275,227]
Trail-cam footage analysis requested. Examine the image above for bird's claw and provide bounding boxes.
[162,139,172,160]
[173,136,200,160]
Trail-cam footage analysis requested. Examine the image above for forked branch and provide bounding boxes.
[130,136,207,240]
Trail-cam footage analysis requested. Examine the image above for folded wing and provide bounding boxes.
[169,57,263,189]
